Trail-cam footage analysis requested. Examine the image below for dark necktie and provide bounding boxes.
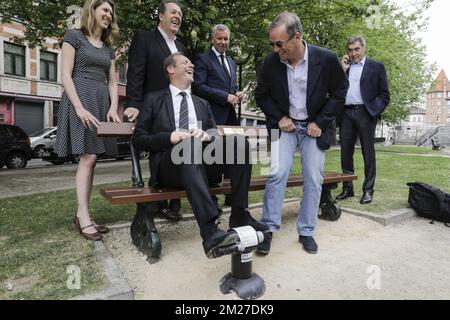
[179,91,189,131]
[219,54,231,82]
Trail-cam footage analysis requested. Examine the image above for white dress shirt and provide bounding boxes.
[281,42,309,121]
[158,27,178,54]
[211,46,231,74]
[169,85,198,131]
[345,56,366,105]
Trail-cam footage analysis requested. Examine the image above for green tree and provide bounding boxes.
[0,0,435,125]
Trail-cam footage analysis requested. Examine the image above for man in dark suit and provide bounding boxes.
[254,12,348,255]
[336,35,390,204]
[133,53,268,258]
[193,24,244,209]
[126,0,189,220]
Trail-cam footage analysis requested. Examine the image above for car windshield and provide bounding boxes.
[29,128,55,137]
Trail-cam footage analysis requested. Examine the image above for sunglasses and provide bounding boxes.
[269,33,295,48]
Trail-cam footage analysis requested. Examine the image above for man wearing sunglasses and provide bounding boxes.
[255,12,348,255]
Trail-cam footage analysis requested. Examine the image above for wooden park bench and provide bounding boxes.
[97,122,357,261]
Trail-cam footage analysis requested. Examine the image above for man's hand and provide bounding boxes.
[278,116,295,132]
[124,107,140,122]
[170,131,191,144]
[227,94,239,107]
[307,122,322,138]
[236,91,245,103]
[190,128,211,142]
[341,54,350,72]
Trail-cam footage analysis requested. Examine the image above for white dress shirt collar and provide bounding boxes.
[352,56,366,67]
[158,26,177,42]
[211,46,226,58]
[169,84,191,97]
[281,41,309,68]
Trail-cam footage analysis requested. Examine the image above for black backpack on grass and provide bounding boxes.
[407,181,450,227]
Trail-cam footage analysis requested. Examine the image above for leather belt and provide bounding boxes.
[345,104,365,109]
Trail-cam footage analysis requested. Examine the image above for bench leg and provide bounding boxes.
[319,183,342,221]
[129,141,145,187]
[130,202,162,261]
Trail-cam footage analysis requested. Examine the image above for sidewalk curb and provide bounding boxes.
[341,207,417,225]
[69,241,134,300]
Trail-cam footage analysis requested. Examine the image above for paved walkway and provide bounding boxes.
[103,203,450,300]
[0,160,149,199]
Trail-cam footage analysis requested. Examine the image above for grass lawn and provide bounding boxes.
[1,146,449,299]
[374,144,443,155]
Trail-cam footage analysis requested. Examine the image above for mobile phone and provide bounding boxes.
[344,55,350,65]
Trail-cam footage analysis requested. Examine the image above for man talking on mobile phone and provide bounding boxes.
[336,35,390,205]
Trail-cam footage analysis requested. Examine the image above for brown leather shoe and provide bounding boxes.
[74,217,103,241]
[91,220,109,234]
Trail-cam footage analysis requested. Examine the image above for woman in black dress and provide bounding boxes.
[56,0,123,240]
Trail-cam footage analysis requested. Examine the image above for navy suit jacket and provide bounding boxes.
[126,29,189,110]
[133,89,216,187]
[348,58,390,119]
[193,49,239,125]
[255,44,349,150]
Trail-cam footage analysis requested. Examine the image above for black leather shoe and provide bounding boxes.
[229,210,270,233]
[257,232,272,255]
[158,208,183,221]
[169,198,181,213]
[224,194,232,207]
[299,235,318,254]
[360,191,374,204]
[203,229,240,259]
[336,189,355,200]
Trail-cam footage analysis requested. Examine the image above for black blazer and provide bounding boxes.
[126,29,189,110]
[255,44,349,150]
[352,58,390,118]
[193,49,238,125]
[133,89,216,187]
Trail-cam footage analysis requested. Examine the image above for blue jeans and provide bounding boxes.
[261,122,325,236]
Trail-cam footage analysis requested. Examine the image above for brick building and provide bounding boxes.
[425,69,450,125]
[0,20,127,135]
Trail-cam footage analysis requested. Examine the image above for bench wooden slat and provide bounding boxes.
[96,122,268,138]
[100,172,357,205]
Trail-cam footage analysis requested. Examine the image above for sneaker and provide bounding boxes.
[257,232,272,255]
[298,235,318,254]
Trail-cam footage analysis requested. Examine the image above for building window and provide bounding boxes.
[438,93,443,98]
[118,64,126,84]
[448,92,450,98]
[437,101,442,106]
[53,101,60,126]
[447,100,450,106]
[4,42,26,77]
[0,114,4,123]
[40,50,58,81]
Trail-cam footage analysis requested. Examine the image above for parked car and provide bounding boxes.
[41,138,149,165]
[0,124,34,169]
[29,127,57,158]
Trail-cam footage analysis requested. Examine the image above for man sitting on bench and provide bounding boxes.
[133,52,268,258]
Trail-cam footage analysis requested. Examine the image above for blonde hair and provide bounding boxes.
[80,0,119,46]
